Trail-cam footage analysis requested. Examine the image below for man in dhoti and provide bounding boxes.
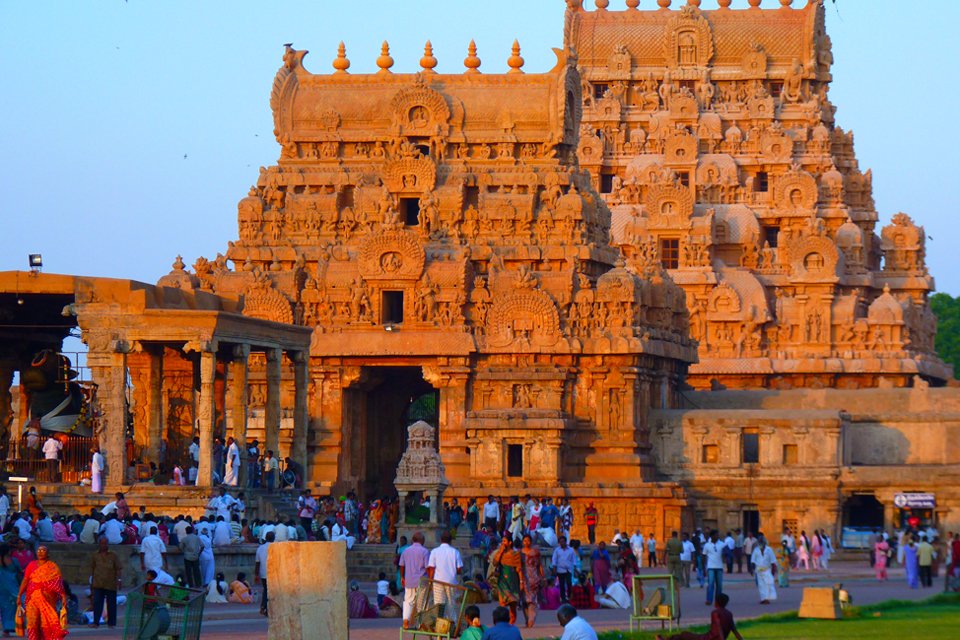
[750,534,778,604]
[224,436,241,486]
[90,446,105,493]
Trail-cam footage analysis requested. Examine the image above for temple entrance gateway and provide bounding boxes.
[343,366,438,499]
[842,494,885,529]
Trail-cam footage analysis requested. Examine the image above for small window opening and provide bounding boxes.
[507,444,523,478]
[763,225,780,249]
[679,80,695,92]
[600,174,615,194]
[702,444,719,464]
[401,198,420,226]
[593,83,609,100]
[769,82,783,99]
[465,186,479,209]
[742,430,760,464]
[678,171,690,188]
[755,171,769,192]
[783,444,798,465]
[381,291,404,325]
[660,238,680,269]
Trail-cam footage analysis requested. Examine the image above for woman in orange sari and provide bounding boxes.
[17,546,68,640]
[366,500,383,544]
[26,487,42,526]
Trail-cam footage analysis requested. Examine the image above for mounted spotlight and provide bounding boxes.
[28,254,43,273]
[384,324,398,332]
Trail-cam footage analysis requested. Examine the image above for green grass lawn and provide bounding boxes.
[595,593,960,640]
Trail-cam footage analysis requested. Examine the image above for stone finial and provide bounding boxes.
[748,0,762,8]
[626,0,640,9]
[594,0,609,10]
[780,0,793,6]
[688,0,701,7]
[507,40,524,74]
[376,41,394,74]
[332,41,350,74]
[172,255,186,271]
[464,40,481,74]
[717,0,732,7]
[657,0,671,8]
[420,41,438,73]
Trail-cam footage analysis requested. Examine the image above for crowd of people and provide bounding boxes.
[868,527,960,591]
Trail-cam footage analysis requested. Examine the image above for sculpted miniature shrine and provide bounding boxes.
[1,0,958,539]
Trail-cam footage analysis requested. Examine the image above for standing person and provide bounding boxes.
[17,546,67,640]
[519,534,543,628]
[904,535,920,589]
[647,533,659,568]
[90,447,105,494]
[140,526,167,573]
[0,545,22,636]
[589,542,611,595]
[188,436,200,485]
[224,437,241,487]
[584,504,598,545]
[722,532,735,574]
[552,536,577,604]
[733,529,744,574]
[246,439,261,489]
[488,537,523,625]
[775,541,791,589]
[874,534,890,581]
[508,499,524,543]
[343,493,359,537]
[917,534,934,588]
[540,498,559,536]
[0,488,9,533]
[483,496,500,534]
[212,438,225,485]
[179,526,203,588]
[26,487,43,525]
[556,604,598,640]
[655,593,744,640]
[680,533,695,588]
[42,436,62,483]
[198,525,215,587]
[666,532,683,586]
[399,531,430,629]
[466,498,480,537]
[254,531,274,617]
[298,491,317,539]
[820,529,833,570]
[89,537,121,628]
[558,499,573,542]
[810,531,822,571]
[743,532,757,576]
[629,530,645,569]
[427,530,463,609]
[262,451,278,493]
[750,535,778,604]
[702,530,725,606]
[796,531,810,571]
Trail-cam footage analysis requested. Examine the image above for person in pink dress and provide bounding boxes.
[810,532,822,571]
[795,532,810,571]
[874,537,890,581]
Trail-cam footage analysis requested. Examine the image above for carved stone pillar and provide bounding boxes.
[291,351,309,479]
[264,348,282,459]
[0,359,15,461]
[87,342,129,487]
[196,348,218,487]
[148,348,164,465]
[228,345,250,485]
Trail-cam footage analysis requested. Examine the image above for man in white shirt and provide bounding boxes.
[207,488,237,521]
[99,514,125,545]
[80,514,102,544]
[680,532,696,587]
[173,516,191,541]
[702,530,725,606]
[750,534,778,604]
[42,435,63,482]
[14,512,34,541]
[146,568,175,586]
[273,521,289,542]
[212,516,233,546]
[224,437,241,486]
[90,446,105,494]
[482,496,500,532]
[629,530,645,568]
[427,530,463,607]
[140,526,167,572]
[255,532,274,616]
[259,522,276,544]
[723,531,736,574]
[0,488,10,531]
[557,604,598,640]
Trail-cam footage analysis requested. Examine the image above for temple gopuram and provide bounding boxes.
[1,0,958,540]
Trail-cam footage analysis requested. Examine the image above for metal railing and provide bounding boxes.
[3,435,97,483]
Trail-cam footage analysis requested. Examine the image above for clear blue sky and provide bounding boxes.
[2,1,959,293]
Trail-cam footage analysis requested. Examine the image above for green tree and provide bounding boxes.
[930,292,960,373]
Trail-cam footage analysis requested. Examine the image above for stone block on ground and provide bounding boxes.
[797,586,842,619]
[267,541,348,640]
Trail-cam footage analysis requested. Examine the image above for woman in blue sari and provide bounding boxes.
[0,544,22,636]
[903,535,920,589]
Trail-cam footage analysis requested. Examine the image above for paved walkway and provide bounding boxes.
[67,560,944,639]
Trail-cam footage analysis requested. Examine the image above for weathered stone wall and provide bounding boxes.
[267,542,348,640]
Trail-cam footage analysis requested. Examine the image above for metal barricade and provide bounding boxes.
[400,577,471,640]
[123,582,205,640]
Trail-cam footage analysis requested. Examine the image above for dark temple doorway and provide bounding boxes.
[344,366,438,500]
[843,494,885,529]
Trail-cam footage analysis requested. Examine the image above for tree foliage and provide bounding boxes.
[930,292,960,374]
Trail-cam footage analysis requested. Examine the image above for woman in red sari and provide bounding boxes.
[16,546,68,640]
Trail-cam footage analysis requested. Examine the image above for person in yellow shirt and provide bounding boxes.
[917,535,935,588]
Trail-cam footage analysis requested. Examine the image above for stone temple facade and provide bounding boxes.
[1,0,958,541]
[567,0,949,390]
